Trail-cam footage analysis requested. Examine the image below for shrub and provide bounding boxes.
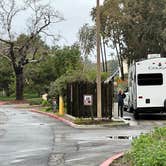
[45,107,52,112]
[41,100,49,106]
[128,127,166,166]
[28,98,42,105]
[48,70,109,98]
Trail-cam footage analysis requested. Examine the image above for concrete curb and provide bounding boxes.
[0,101,7,105]
[31,109,77,127]
[30,109,129,129]
[100,152,124,166]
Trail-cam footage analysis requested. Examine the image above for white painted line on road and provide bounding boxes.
[66,157,89,162]
[10,159,25,164]
[66,153,100,163]
[0,147,49,158]
[17,147,49,154]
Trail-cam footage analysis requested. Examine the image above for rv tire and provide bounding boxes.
[129,107,134,113]
[134,110,139,119]
[164,100,166,110]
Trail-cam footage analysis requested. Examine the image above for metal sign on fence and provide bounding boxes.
[83,95,93,106]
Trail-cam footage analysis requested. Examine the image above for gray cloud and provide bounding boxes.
[51,0,96,45]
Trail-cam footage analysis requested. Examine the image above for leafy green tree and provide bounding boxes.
[92,0,166,79]
[78,24,96,60]
[91,0,126,79]
[0,0,63,100]
[48,69,109,98]
[0,57,14,96]
[51,45,82,76]
[25,45,82,96]
[99,0,166,64]
[122,0,166,61]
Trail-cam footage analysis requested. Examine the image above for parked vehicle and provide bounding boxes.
[128,54,166,118]
[123,92,129,111]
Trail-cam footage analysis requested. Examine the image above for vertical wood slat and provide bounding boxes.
[66,81,113,118]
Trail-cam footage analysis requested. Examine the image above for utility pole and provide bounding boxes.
[96,0,102,118]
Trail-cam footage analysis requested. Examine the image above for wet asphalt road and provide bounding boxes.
[0,105,54,166]
[0,105,166,166]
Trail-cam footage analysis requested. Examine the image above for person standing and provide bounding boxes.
[52,97,57,113]
[117,89,126,117]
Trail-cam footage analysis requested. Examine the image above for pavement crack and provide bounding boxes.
[48,153,65,166]
[75,143,80,151]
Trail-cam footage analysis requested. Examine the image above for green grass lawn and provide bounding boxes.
[0,96,15,101]
[0,93,42,105]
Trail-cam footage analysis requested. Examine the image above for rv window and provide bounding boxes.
[138,73,163,86]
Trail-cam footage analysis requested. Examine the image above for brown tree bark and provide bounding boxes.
[15,68,24,100]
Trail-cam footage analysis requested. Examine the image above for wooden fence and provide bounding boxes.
[66,81,113,118]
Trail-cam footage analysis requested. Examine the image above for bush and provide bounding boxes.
[45,107,52,112]
[48,70,109,98]
[128,127,166,166]
[41,100,49,106]
[28,98,42,105]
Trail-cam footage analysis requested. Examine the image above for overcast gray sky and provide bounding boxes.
[13,0,104,46]
[12,0,104,46]
[50,0,104,46]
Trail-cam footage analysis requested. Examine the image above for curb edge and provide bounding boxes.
[30,109,77,127]
[30,110,128,129]
[100,152,124,166]
[0,102,7,105]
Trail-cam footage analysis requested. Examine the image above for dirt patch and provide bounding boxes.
[74,118,126,126]
[110,156,132,166]
[0,100,29,105]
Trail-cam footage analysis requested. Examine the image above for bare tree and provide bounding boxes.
[0,0,64,100]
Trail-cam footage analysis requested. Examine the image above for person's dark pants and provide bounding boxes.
[52,105,57,113]
[118,104,123,117]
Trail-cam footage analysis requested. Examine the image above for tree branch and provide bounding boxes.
[0,54,12,62]
[0,38,11,44]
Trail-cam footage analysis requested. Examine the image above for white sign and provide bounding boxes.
[83,95,93,106]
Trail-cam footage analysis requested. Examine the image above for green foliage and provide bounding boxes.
[0,95,15,101]
[123,0,166,61]
[41,100,50,107]
[25,45,82,95]
[78,23,109,72]
[0,0,63,100]
[23,93,39,99]
[0,57,15,96]
[78,23,96,58]
[96,0,166,63]
[48,68,109,98]
[128,127,166,166]
[45,107,52,112]
[0,92,39,101]
[52,45,82,76]
[49,75,67,97]
[48,70,87,97]
[27,98,42,105]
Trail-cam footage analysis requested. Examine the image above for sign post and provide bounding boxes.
[83,95,94,120]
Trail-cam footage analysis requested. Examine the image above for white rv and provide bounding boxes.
[128,54,166,118]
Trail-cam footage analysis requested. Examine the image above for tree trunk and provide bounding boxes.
[100,38,105,72]
[15,69,24,100]
[5,88,10,97]
[120,63,124,80]
[102,38,108,72]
